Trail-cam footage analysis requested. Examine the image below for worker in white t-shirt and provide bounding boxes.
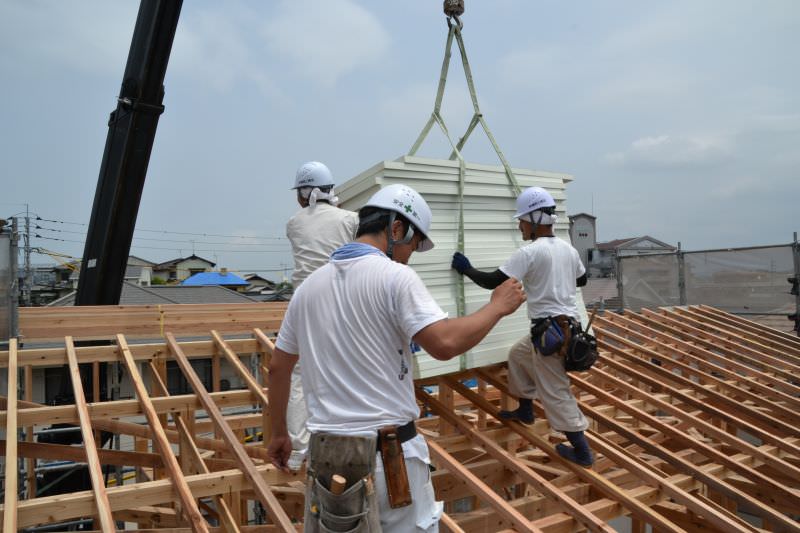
[284,161,359,464]
[451,186,594,467]
[268,184,526,532]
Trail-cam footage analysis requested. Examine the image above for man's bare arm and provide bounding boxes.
[413,278,526,360]
[267,348,298,471]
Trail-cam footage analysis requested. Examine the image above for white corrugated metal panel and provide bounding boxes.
[338,155,588,378]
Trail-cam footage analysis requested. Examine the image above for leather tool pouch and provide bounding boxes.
[378,425,412,509]
[305,433,380,533]
[564,323,599,372]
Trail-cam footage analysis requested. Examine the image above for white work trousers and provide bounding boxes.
[507,334,588,433]
[374,454,442,532]
[287,366,310,453]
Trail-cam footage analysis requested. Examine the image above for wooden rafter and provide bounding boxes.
[65,336,116,532]
[2,304,798,532]
[3,338,18,533]
[427,439,537,532]
[165,332,295,532]
[116,334,210,533]
[146,353,240,533]
[451,374,687,533]
[418,388,615,533]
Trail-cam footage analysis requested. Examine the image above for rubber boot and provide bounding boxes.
[498,398,534,424]
[556,430,594,467]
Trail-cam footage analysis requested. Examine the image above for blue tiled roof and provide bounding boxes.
[181,272,248,286]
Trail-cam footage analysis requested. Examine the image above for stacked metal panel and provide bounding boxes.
[338,155,589,379]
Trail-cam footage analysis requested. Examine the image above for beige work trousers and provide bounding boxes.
[287,365,310,453]
[507,334,588,433]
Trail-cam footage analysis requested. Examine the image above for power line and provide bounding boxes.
[35,225,289,248]
[33,234,288,254]
[35,216,287,241]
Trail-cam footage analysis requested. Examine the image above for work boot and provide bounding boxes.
[556,430,594,467]
[498,398,534,424]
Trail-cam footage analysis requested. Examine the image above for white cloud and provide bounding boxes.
[605,133,732,168]
[171,5,281,98]
[260,0,389,87]
[0,1,136,75]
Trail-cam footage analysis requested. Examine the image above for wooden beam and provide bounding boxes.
[567,372,800,531]
[4,388,260,428]
[451,374,686,533]
[0,336,262,369]
[165,332,295,532]
[417,388,615,533]
[586,366,800,509]
[427,440,536,532]
[24,364,34,500]
[17,302,287,342]
[0,439,162,469]
[7,449,301,527]
[147,355,240,533]
[594,348,800,476]
[65,336,115,533]
[116,334,210,533]
[3,338,18,533]
[600,312,800,423]
[211,330,269,449]
[597,312,800,438]
[175,417,240,533]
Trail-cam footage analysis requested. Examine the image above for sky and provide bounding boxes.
[1,0,798,281]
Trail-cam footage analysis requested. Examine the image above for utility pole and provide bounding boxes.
[23,204,32,306]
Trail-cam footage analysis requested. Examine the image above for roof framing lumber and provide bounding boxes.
[116,334,210,533]
[677,306,800,363]
[65,336,116,533]
[145,350,240,533]
[695,305,800,352]
[657,307,800,384]
[568,371,800,531]
[2,304,798,531]
[446,374,687,533]
[417,388,615,533]
[165,332,294,532]
[2,338,18,533]
[595,345,800,466]
[598,312,800,431]
[427,440,538,532]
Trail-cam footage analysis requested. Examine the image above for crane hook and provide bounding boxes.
[443,0,464,29]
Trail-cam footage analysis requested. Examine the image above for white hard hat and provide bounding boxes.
[363,184,434,252]
[292,161,335,190]
[514,186,556,219]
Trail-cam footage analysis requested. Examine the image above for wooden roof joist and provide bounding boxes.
[0,305,798,532]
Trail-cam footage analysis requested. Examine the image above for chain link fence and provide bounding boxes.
[617,237,800,329]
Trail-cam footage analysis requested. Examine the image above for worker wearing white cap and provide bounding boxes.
[269,184,526,532]
[451,186,594,468]
[284,161,359,467]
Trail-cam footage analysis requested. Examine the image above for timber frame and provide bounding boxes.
[1,303,799,532]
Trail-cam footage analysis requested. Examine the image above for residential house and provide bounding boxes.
[152,254,215,283]
[125,255,154,287]
[243,273,277,294]
[181,269,248,292]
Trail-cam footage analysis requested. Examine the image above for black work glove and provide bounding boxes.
[451,252,472,275]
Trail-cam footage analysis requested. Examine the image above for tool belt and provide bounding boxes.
[377,421,416,509]
[304,421,417,531]
[305,433,379,532]
[531,315,598,372]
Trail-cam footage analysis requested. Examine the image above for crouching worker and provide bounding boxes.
[268,184,526,532]
[451,186,594,467]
